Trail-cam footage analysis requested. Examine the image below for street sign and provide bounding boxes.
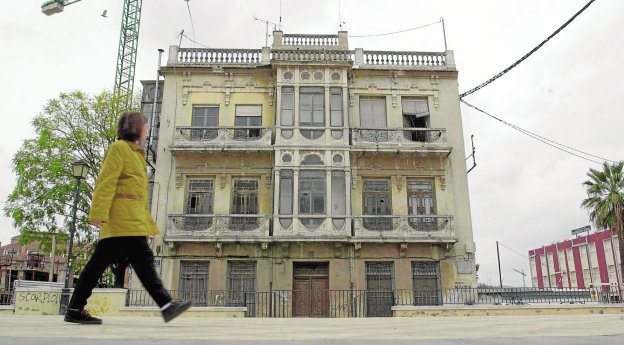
[571,225,591,236]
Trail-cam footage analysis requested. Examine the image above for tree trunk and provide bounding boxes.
[619,232,624,301]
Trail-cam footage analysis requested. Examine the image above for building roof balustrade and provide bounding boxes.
[167,46,455,71]
[165,214,271,242]
[352,215,456,243]
[170,126,273,152]
[350,127,451,154]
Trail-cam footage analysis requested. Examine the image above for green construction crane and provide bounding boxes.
[42,0,142,109]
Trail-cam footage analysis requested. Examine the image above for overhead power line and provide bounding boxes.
[350,19,441,38]
[180,31,210,49]
[460,99,616,165]
[184,0,197,48]
[460,0,597,98]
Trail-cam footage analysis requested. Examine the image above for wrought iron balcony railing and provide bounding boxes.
[166,214,270,241]
[352,215,455,242]
[171,126,272,151]
[351,127,448,152]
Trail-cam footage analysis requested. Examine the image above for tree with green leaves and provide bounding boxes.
[581,161,624,294]
[4,90,130,271]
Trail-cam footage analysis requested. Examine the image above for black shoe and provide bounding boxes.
[162,300,192,323]
[64,309,103,325]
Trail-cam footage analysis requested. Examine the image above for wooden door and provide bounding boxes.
[292,278,310,317]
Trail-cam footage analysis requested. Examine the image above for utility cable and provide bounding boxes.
[460,0,597,98]
[181,32,211,49]
[184,0,197,48]
[461,99,615,164]
[350,19,441,38]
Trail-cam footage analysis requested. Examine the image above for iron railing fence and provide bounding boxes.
[0,288,13,306]
[127,286,622,317]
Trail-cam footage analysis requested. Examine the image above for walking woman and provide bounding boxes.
[64,111,191,324]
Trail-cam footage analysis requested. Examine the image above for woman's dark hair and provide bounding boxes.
[117,111,147,141]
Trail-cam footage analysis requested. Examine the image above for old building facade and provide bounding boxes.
[143,32,476,316]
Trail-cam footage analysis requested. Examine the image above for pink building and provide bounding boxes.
[528,230,621,289]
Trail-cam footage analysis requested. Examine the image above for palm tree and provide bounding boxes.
[581,161,624,298]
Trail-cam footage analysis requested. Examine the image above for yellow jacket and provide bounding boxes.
[88,140,158,239]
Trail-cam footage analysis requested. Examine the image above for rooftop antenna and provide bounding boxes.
[338,0,343,30]
[279,0,282,30]
[254,17,278,47]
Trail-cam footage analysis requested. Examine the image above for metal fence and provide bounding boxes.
[0,289,12,306]
[126,286,622,317]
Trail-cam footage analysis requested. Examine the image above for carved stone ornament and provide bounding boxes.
[353,242,361,258]
[400,243,408,258]
[349,89,356,107]
[391,89,398,108]
[224,86,232,106]
[182,86,189,106]
[268,88,274,106]
[440,176,446,191]
[220,174,227,189]
[175,172,182,188]
[430,75,439,85]
[215,242,222,256]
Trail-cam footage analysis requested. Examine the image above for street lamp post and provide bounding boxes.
[59,160,89,315]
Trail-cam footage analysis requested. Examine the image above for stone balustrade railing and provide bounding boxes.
[168,46,454,70]
[352,215,455,241]
[361,50,446,67]
[272,50,352,63]
[175,48,264,64]
[167,214,271,239]
[282,34,339,46]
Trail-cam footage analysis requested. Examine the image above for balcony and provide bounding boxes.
[273,216,351,240]
[351,128,451,154]
[165,214,270,242]
[352,215,456,242]
[170,126,273,152]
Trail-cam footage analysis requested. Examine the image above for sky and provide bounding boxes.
[1,0,622,287]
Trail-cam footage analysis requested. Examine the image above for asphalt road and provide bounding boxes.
[0,314,622,345]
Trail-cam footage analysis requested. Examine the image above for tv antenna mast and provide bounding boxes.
[254,17,278,47]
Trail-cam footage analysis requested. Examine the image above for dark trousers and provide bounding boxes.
[68,236,171,310]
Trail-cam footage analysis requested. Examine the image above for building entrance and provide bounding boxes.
[292,262,329,317]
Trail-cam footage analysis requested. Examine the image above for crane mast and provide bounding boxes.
[42,0,142,109]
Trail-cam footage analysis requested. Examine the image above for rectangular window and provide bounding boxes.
[407,179,437,231]
[363,179,392,231]
[300,87,325,139]
[279,170,293,215]
[359,97,388,142]
[402,98,432,142]
[179,261,210,306]
[402,98,430,128]
[235,105,262,139]
[227,261,257,316]
[359,97,387,128]
[331,171,346,215]
[330,88,343,127]
[231,179,259,231]
[407,179,436,216]
[365,262,394,317]
[186,179,214,214]
[299,171,325,215]
[412,261,441,306]
[281,87,294,126]
[191,106,219,140]
[363,180,391,215]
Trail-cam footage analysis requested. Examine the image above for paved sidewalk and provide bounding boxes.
[0,314,623,344]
